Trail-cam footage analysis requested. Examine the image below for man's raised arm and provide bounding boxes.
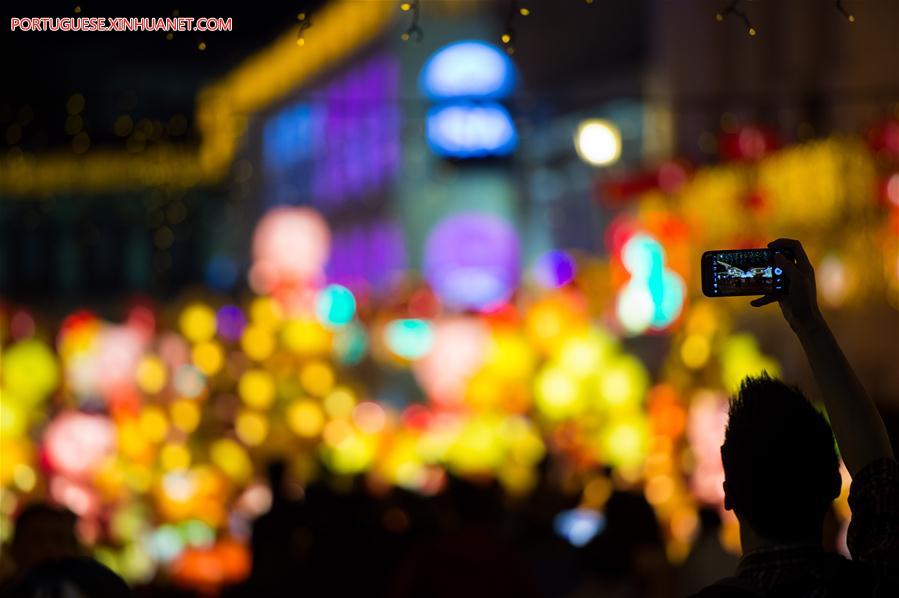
[750,238,894,476]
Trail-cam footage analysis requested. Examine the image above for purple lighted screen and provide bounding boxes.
[326,219,407,294]
[263,54,401,209]
[262,53,405,293]
[424,214,521,311]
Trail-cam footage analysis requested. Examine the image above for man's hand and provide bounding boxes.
[749,238,823,332]
[750,238,893,475]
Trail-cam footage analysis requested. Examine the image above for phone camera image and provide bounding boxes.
[706,249,786,297]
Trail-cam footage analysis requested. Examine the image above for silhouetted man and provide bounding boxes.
[5,503,81,579]
[693,239,897,597]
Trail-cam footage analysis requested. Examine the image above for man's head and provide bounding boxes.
[11,503,81,572]
[721,374,840,543]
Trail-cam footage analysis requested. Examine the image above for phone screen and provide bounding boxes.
[702,248,787,297]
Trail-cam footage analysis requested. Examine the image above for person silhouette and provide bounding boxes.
[3,503,81,584]
[238,460,309,597]
[692,239,898,597]
[388,475,543,598]
[1,557,131,598]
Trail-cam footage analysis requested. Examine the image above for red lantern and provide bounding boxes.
[867,119,899,159]
[595,160,693,205]
[718,125,779,161]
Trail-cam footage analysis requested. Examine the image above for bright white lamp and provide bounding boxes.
[574,119,621,166]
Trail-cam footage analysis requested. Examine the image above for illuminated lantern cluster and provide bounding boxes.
[0,270,682,578]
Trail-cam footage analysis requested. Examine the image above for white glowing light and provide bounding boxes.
[819,255,850,307]
[574,119,621,166]
[162,471,196,502]
[616,285,654,334]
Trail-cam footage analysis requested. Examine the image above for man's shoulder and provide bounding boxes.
[847,458,899,564]
[692,557,895,598]
[689,577,763,598]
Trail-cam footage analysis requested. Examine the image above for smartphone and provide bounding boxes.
[701,248,789,297]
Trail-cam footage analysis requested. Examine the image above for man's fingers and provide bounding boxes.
[769,238,811,270]
[769,238,800,252]
[774,253,801,277]
[750,295,779,308]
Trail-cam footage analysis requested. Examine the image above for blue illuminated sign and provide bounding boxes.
[426,103,518,158]
[420,41,518,159]
[420,40,516,100]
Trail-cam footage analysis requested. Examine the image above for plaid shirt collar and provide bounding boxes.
[737,543,831,581]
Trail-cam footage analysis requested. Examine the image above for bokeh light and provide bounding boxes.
[44,412,117,480]
[2,110,890,589]
[238,369,276,410]
[287,399,325,438]
[420,40,516,100]
[2,339,59,404]
[424,214,521,311]
[554,508,606,547]
[574,119,621,166]
[615,234,685,334]
[315,284,356,328]
[533,250,577,288]
[250,207,331,297]
[426,103,518,158]
[385,319,434,360]
[179,304,217,344]
[414,317,489,408]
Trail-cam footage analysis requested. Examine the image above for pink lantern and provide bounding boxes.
[43,411,117,481]
[250,207,331,298]
[97,326,145,398]
[413,317,489,409]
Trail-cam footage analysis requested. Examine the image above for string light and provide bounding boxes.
[502,0,520,55]
[401,0,422,42]
[166,10,179,41]
[715,0,756,37]
[296,11,313,46]
[835,0,856,22]
[0,0,397,197]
